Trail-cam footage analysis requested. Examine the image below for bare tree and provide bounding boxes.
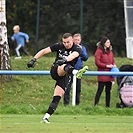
[0,0,12,82]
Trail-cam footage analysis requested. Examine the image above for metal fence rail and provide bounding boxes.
[1,70,133,106]
[0,70,133,76]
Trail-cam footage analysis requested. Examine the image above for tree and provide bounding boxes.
[6,0,126,57]
[0,0,12,82]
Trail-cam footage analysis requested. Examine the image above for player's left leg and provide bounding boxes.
[41,85,64,123]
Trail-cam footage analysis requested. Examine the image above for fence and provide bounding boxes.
[0,70,133,106]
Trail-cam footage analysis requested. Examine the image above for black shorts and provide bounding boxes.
[50,63,69,91]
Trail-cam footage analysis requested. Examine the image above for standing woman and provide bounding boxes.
[94,36,116,107]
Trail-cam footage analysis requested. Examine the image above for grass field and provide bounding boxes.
[1,56,133,115]
[1,115,133,133]
[1,56,133,133]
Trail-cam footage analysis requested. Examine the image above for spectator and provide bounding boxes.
[64,33,88,106]
[11,25,31,59]
[94,36,116,107]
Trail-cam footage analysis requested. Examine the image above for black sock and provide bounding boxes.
[64,64,74,75]
[47,96,61,115]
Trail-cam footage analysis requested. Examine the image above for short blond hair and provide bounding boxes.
[73,33,81,38]
[13,25,20,31]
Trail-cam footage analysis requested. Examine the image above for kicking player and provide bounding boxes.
[27,33,88,123]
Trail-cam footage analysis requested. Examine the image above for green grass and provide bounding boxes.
[0,56,133,115]
[1,115,133,133]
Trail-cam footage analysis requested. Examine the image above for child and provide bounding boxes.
[11,25,31,59]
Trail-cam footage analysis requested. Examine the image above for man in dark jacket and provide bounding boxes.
[64,33,88,106]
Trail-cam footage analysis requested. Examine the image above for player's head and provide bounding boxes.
[13,25,20,33]
[62,33,73,49]
[73,33,81,45]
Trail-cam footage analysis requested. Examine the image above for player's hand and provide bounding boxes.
[27,58,36,68]
[56,57,67,65]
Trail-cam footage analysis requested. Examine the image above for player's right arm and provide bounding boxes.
[27,47,51,68]
[34,47,51,60]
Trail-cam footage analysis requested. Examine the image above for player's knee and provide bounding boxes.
[57,65,66,76]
